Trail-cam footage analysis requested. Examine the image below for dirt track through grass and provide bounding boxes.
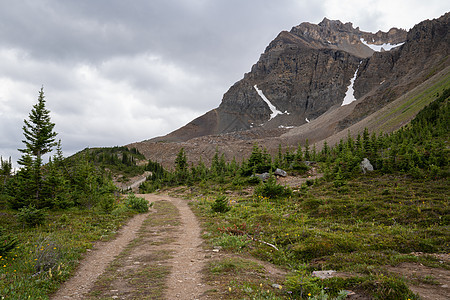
[51,212,150,299]
[52,194,208,300]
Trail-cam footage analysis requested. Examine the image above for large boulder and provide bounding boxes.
[274,168,287,177]
[360,158,374,174]
[254,173,271,181]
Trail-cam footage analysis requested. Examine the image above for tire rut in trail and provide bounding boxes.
[141,194,209,300]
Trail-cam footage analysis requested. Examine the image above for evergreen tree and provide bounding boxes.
[18,87,57,206]
[296,143,304,162]
[0,157,12,186]
[0,157,13,206]
[44,158,71,208]
[248,144,263,168]
[321,141,330,161]
[174,148,188,182]
[7,154,34,209]
[211,147,221,175]
[175,148,187,173]
[274,144,283,168]
[312,144,317,161]
[52,140,65,169]
[262,147,272,169]
[362,127,371,156]
[228,157,239,176]
[346,130,355,152]
[304,139,311,160]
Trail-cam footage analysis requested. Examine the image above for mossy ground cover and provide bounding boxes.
[0,206,135,299]
[190,172,449,299]
[204,257,286,299]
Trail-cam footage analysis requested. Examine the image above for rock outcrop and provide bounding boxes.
[338,12,450,129]
[154,17,410,142]
[133,13,449,168]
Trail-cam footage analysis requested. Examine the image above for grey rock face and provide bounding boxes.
[254,173,271,181]
[153,14,448,143]
[212,18,404,134]
[312,270,336,279]
[339,12,449,130]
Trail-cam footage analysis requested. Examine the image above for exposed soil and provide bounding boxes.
[114,171,151,192]
[277,166,322,189]
[159,195,209,299]
[386,254,450,300]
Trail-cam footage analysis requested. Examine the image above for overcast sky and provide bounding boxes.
[0,0,448,165]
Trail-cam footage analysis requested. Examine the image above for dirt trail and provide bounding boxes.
[51,212,150,299]
[51,194,207,300]
[143,194,208,299]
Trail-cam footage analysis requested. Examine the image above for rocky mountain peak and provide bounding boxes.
[147,14,447,148]
[285,17,407,58]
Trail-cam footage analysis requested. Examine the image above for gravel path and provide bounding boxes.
[156,195,208,299]
[51,194,207,300]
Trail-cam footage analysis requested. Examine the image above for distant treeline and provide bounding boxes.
[1,88,448,209]
[139,88,449,192]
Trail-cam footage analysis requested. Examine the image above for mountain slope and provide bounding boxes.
[130,13,449,168]
[153,17,411,142]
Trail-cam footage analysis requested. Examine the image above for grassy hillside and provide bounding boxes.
[187,174,448,299]
[371,67,450,134]
[69,146,148,186]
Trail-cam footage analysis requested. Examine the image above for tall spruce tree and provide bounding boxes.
[0,157,12,197]
[18,87,57,205]
[174,148,188,183]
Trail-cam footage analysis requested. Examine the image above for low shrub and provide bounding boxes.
[16,205,47,227]
[291,162,309,173]
[0,194,13,210]
[0,227,18,256]
[98,194,117,213]
[255,176,292,199]
[211,195,230,213]
[125,193,149,213]
[361,275,419,300]
[246,176,261,185]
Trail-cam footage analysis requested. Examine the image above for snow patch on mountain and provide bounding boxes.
[342,64,360,106]
[254,85,284,120]
[361,38,405,52]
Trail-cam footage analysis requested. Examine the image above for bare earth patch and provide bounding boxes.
[159,195,210,299]
[386,253,450,300]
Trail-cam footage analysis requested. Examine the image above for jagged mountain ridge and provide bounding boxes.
[154,17,408,142]
[340,13,450,130]
[130,13,449,168]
